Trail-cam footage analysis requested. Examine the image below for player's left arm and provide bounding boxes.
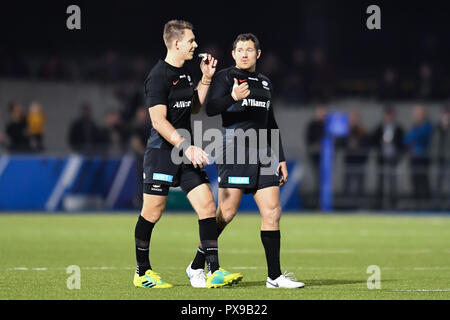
[268,96,288,187]
[192,54,218,114]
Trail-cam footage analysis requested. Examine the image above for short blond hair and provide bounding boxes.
[163,20,193,49]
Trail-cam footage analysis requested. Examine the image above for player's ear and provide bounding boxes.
[256,50,261,59]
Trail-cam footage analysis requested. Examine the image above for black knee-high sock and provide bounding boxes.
[197,218,220,274]
[135,215,155,276]
[191,224,224,270]
[261,230,282,280]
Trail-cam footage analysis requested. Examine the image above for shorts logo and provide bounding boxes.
[228,176,250,184]
[151,184,163,192]
[262,80,268,86]
[153,173,173,183]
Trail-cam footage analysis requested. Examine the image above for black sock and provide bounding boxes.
[191,223,224,270]
[261,230,282,280]
[135,215,155,276]
[198,217,220,273]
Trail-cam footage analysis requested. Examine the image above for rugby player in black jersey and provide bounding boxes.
[133,20,242,289]
[189,33,304,288]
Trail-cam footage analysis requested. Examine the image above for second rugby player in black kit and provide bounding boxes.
[133,20,242,289]
[190,33,305,288]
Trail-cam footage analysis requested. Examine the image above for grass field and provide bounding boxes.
[0,213,449,300]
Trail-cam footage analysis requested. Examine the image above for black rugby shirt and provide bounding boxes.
[205,66,285,162]
[144,59,195,149]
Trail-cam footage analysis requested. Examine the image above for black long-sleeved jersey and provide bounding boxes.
[205,66,285,162]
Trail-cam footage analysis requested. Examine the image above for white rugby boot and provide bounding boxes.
[186,262,207,288]
[266,271,305,289]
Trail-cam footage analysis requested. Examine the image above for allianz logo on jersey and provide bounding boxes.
[173,100,192,108]
[241,99,271,110]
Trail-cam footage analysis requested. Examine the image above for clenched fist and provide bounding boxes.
[231,78,250,101]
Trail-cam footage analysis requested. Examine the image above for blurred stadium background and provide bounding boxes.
[1,0,450,301]
[0,0,448,213]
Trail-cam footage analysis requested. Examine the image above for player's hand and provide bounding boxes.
[184,145,210,169]
[200,54,217,80]
[231,78,250,101]
[277,161,288,187]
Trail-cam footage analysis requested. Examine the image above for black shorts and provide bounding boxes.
[143,148,209,196]
[217,163,280,194]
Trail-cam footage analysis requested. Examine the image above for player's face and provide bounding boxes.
[177,29,198,61]
[232,40,261,71]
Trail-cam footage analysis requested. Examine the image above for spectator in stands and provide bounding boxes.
[68,103,100,155]
[130,106,150,208]
[378,68,401,101]
[416,62,437,100]
[97,109,129,156]
[27,101,46,152]
[309,48,335,102]
[305,105,327,207]
[102,51,123,82]
[338,110,370,205]
[432,107,450,208]
[280,48,309,104]
[0,132,6,151]
[258,51,284,89]
[0,48,30,78]
[117,83,144,123]
[371,107,404,209]
[5,101,31,153]
[38,56,69,80]
[404,105,433,203]
[0,111,8,150]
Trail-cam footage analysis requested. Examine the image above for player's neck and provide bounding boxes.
[165,52,185,68]
[236,65,256,73]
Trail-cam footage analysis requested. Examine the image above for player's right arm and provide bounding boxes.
[205,71,250,116]
[148,104,209,168]
[145,69,209,168]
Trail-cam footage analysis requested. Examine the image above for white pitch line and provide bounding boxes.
[187,248,356,254]
[3,266,450,272]
[393,289,450,292]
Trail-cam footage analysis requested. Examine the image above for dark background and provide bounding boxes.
[1,0,449,75]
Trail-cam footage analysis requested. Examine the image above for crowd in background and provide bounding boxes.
[2,96,449,209]
[1,101,46,153]
[1,37,448,209]
[1,43,448,105]
[305,104,450,210]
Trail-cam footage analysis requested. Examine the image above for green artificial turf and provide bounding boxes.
[0,213,449,300]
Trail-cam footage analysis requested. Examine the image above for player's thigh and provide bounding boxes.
[141,193,167,223]
[253,186,281,229]
[186,183,216,219]
[217,188,244,222]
